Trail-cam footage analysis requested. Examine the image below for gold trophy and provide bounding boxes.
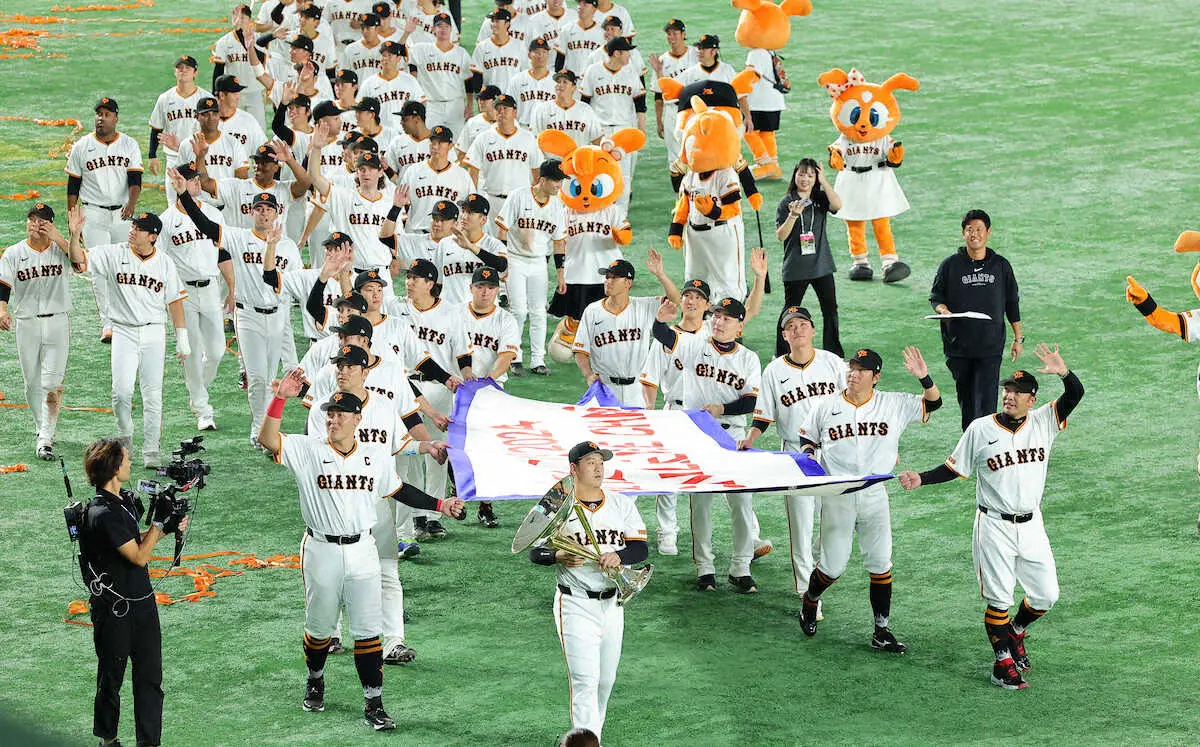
[512,476,653,606]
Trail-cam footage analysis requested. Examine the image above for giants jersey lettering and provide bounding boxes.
[529,100,602,150]
[277,434,399,536]
[148,86,211,156]
[384,133,431,183]
[325,0,374,42]
[65,133,144,207]
[563,204,626,285]
[218,226,301,308]
[639,322,708,404]
[306,390,406,453]
[557,20,604,76]
[682,168,742,227]
[404,298,470,374]
[159,201,224,280]
[281,268,342,339]
[0,240,77,318]
[495,187,567,258]
[213,177,291,229]
[211,32,263,91]
[551,491,646,592]
[409,42,473,102]
[218,109,269,151]
[434,234,507,306]
[342,39,384,83]
[464,126,540,196]
[397,160,473,233]
[573,296,658,379]
[663,333,762,429]
[460,303,520,384]
[312,184,395,270]
[509,69,557,126]
[834,134,894,169]
[799,390,928,479]
[755,351,847,445]
[358,71,428,121]
[472,37,526,91]
[86,243,186,325]
[947,403,1067,515]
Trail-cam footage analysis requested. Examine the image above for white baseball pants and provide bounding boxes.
[816,485,892,579]
[506,253,549,368]
[15,313,69,447]
[425,99,466,138]
[554,587,624,742]
[372,498,407,648]
[110,322,166,460]
[301,531,383,640]
[415,381,452,520]
[180,280,225,421]
[683,219,746,304]
[235,304,288,440]
[973,508,1059,611]
[83,204,130,330]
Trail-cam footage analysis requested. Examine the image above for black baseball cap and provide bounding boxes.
[357,151,383,170]
[577,0,599,6]
[251,191,280,209]
[214,75,247,93]
[372,1,392,18]
[695,34,720,49]
[340,130,364,148]
[462,193,490,215]
[539,159,567,180]
[431,200,460,220]
[399,100,427,118]
[381,40,406,57]
[406,258,439,281]
[493,94,518,109]
[194,96,219,115]
[359,11,382,26]
[478,84,502,101]
[290,35,314,54]
[602,15,623,28]
[335,291,368,312]
[289,93,312,109]
[1000,370,1038,394]
[175,55,199,69]
[299,4,322,19]
[330,343,371,367]
[354,269,389,290]
[472,267,501,286]
[529,37,551,52]
[335,69,359,85]
[250,143,278,162]
[553,70,578,84]
[599,258,635,279]
[313,101,343,120]
[320,390,365,413]
[323,231,352,248]
[94,97,119,114]
[26,202,54,221]
[353,96,382,116]
[681,278,710,300]
[712,297,746,321]
[487,8,513,21]
[847,348,883,373]
[332,315,375,339]
[780,306,813,329]
[175,163,200,180]
[357,135,380,153]
[131,212,163,234]
[569,440,612,464]
[663,18,686,32]
[429,124,455,142]
[432,11,453,26]
[675,80,738,112]
[605,36,635,54]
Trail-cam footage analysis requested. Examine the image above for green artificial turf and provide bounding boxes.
[1,0,1199,744]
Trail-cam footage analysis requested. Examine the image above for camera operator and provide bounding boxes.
[79,437,188,747]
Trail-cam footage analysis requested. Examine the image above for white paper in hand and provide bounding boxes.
[924,311,993,320]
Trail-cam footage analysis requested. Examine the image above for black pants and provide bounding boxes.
[946,355,1002,431]
[775,275,844,358]
[91,598,163,746]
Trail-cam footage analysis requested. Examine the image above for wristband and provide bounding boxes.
[435,498,444,513]
[919,375,935,389]
[267,396,286,419]
[387,205,402,222]
[553,254,565,269]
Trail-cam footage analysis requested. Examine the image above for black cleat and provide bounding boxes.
[383,642,417,665]
[36,444,54,461]
[991,657,1029,690]
[696,574,717,591]
[510,362,524,377]
[413,516,431,541]
[530,364,552,376]
[798,596,819,636]
[364,698,395,731]
[728,574,758,594]
[1011,630,1030,671]
[302,677,325,712]
[328,637,344,655]
[477,503,500,528]
[425,519,448,538]
[871,627,908,653]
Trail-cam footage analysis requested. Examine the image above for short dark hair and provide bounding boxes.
[962,209,991,230]
[84,438,126,488]
[785,157,826,201]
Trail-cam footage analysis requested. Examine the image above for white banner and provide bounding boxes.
[447,380,891,501]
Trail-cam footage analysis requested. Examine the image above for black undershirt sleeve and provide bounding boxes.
[651,320,678,349]
[390,482,439,511]
[751,418,771,434]
[476,247,508,271]
[262,268,280,289]
[401,411,424,431]
[415,357,451,384]
[212,62,226,92]
[616,539,649,565]
[1053,371,1084,423]
[178,191,221,242]
[67,176,82,197]
[0,284,11,303]
[918,464,958,485]
[722,395,757,417]
[127,171,142,187]
[633,94,646,114]
[148,128,161,158]
[271,101,296,146]
[306,276,328,326]
[530,545,558,565]
[218,248,232,263]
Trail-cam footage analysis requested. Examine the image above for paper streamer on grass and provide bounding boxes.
[447,379,891,501]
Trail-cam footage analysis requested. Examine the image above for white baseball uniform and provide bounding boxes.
[177,133,250,207]
[65,132,143,253]
[829,134,909,221]
[509,69,557,126]
[324,0,375,48]
[342,38,385,84]
[460,302,520,385]
[433,233,507,306]
[495,187,567,368]
[396,159,473,234]
[408,42,474,134]
[463,124,540,238]
[572,296,657,406]
[523,7,576,52]
[358,69,428,121]
[218,108,269,155]
[211,176,292,229]
[744,48,786,114]
[393,232,439,267]
[563,204,627,291]
[310,183,396,273]
[678,167,746,303]
[211,32,267,125]
[676,60,737,87]
[384,132,431,184]
[557,19,605,77]
[529,99,602,154]
[87,243,186,461]
[651,47,698,165]
[593,3,634,35]
[401,4,461,47]
[149,85,211,201]
[454,113,495,163]
[472,36,526,91]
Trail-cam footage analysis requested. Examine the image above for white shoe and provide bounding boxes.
[816,598,824,622]
[198,415,217,431]
[658,534,678,556]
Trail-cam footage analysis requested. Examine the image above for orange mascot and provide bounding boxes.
[732,0,813,181]
[539,127,647,361]
[818,67,918,283]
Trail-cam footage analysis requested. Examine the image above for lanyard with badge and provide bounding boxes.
[796,198,816,255]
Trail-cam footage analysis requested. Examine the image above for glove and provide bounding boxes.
[1125,276,1148,305]
[887,141,905,166]
[175,328,191,361]
[667,233,683,250]
[828,147,845,171]
[1174,230,1200,253]
[693,195,720,220]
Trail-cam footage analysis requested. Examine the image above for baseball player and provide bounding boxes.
[174,179,301,446]
[386,101,434,184]
[454,85,500,164]
[529,71,603,153]
[510,38,557,126]
[86,212,190,468]
[739,306,846,611]
[350,97,401,163]
[573,256,678,406]
[433,194,509,304]
[254,43,335,112]
[473,0,523,45]
[358,40,428,121]
[211,74,270,155]
[594,0,633,35]
[464,94,542,235]
[211,7,267,127]
[371,1,403,44]
[585,15,645,75]
[307,137,395,276]
[648,19,697,169]
[148,56,211,203]
[795,347,943,653]
[557,0,605,78]
[387,190,454,266]
[407,12,479,135]
[473,8,526,92]
[171,98,251,204]
[295,5,339,77]
[523,0,575,55]
[395,125,474,233]
[324,0,375,51]
[649,297,763,592]
[329,69,363,135]
[295,238,358,343]
[197,140,308,230]
[259,370,464,729]
[66,97,144,341]
[400,0,462,47]
[899,345,1083,689]
[528,441,648,741]
[579,36,646,209]
[342,12,386,84]
[495,160,568,376]
[0,203,86,460]
[159,165,235,432]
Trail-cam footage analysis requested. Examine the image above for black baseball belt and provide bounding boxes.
[185,279,212,288]
[607,376,636,386]
[307,527,368,545]
[977,505,1033,523]
[689,220,728,232]
[82,202,123,210]
[35,312,62,318]
[558,583,617,600]
[850,161,891,174]
[235,302,278,314]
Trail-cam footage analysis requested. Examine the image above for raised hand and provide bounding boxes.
[270,138,292,163]
[1033,343,1067,376]
[645,247,664,276]
[67,204,84,235]
[656,297,679,322]
[159,132,180,151]
[394,184,410,206]
[902,345,929,379]
[190,131,209,158]
[750,247,767,278]
[276,367,307,398]
[898,471,921,490]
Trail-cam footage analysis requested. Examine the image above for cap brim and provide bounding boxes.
[319,402,359,412]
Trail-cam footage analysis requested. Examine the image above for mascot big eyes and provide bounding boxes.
[817,67,919,284]
[539,128,646,362]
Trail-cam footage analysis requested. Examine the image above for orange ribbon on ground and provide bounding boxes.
[0,464,30,474]
[50,0,153,11]
[0,189,41,200]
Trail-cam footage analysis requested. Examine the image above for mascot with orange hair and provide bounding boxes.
[818,67,918,283]
[541,128,647,361]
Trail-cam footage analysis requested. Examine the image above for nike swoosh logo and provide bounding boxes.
[831,410,842,416]
[974,268,984,272]
[592,320,603,325]
[322,459,334,464]
[987,439,998,445]
[778,379,789,385]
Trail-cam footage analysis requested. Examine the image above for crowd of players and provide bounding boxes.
[0,0,1089,742]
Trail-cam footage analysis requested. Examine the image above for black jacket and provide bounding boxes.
[929,247,1020,358]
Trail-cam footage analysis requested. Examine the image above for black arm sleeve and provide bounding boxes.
[270,1,285,23]
[218,248,232,263]
[1004,258,1021,324]
[476,247,508,272]
[262,268,280,289]
[212,62,226,92]
[553,51,565,71]
[0,283,11,303]
[651,320,678,349]
[616,539,649,565]
[737,163,760,198]
[633,94,647,114]
[924,395,943,413]
[390,482,439,511]
[530,545,558,565]
[256,32,275,49]
[271,100,296,146]
[127,171,142,187]
[456,353,473,370]
[580,95,593,105]
[378,234,396,252]
[178,191,222,242]
[751,418,771,434]
[148,128,161,158]
[465,71,483,94]
[722,395,757,416]
[401,411,424,431]
[1053,371,1084,423]
[917,464,958,486]
[409,380,422,399]
[416,357,451,384]
[67,175,82,197]
[305,276,328,326]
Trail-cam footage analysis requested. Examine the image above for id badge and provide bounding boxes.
[799,231,816,255]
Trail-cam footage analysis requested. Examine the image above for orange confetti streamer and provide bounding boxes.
[50,0,153,12]
[0,464,30,474]
[0,190,42,201]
